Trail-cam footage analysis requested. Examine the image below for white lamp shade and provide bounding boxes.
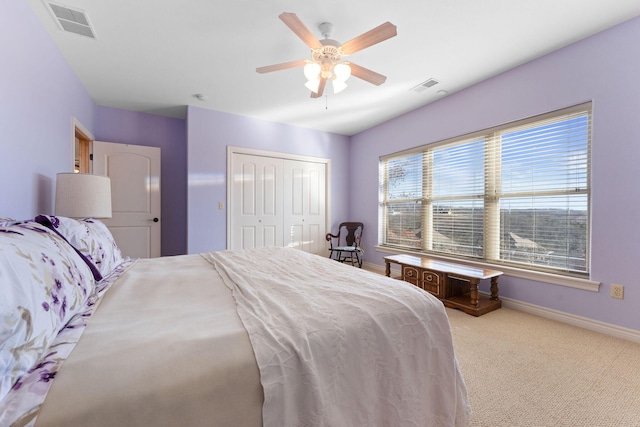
[333,63,351,81]
[55,173,112,218]
[332,78,348,94]
[303,62,321,81]
[305,79,320,93]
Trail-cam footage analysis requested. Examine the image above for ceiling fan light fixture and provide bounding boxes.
[332,78,348,94]
[303,62,321,81]
[333,63,351,81]
[258,13,397,98]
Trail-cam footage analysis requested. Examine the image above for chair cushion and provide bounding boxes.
[334,246,364,253]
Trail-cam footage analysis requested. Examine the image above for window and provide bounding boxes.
[379,103,591,276]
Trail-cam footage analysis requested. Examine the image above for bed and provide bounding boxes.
[0,216,471,427]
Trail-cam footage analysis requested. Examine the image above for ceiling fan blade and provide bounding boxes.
[310,77,327,98]
[340,22,397,55]
[348,62,387,86]
[279,12,323,49]
[256,59,308,74]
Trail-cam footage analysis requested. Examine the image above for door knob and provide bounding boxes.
[152,217,159,223]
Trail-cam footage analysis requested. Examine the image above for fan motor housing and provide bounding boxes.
[313,39,343,66]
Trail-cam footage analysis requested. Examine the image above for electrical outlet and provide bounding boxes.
[610,284,624,299]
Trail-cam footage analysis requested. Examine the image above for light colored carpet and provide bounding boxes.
[446,307,640,426]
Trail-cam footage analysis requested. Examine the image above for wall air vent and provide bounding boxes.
[46,1,96,39]
[411,78,439,93]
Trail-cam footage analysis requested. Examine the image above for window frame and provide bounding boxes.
[378,103,593,285]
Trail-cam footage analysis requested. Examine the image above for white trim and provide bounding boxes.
[227,146,330,165]
[72,117,94,140]
[501,296,640,344]
[374,245,600,292]
[362,261,386,274]
[72,117,94,172]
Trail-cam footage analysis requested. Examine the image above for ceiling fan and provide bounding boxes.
[256,12,397,98]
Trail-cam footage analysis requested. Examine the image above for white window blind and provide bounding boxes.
[431,137,485,257]
[379,103,591,276]
[379,153,423,249]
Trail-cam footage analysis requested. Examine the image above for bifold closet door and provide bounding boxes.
[230,153,284,250]
[229,151,327,255]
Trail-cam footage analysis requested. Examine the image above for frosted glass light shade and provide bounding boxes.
[303,62,321,81]
[305,79,320,93]
[55,173,112,218]
[332,79,348,94]
[333,63,351,81]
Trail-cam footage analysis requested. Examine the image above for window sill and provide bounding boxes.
[374,245,600,292]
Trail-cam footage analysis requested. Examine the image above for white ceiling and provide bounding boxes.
[26,0,640,136]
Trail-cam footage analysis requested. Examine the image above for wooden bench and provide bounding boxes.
[384,254,503,316]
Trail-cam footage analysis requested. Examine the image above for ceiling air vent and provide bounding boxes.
[46,2,96,39]
[411,78,439,93]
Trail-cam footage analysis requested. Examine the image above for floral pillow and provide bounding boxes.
[35,216,125,278]
[0,221,95,402]
[0,218,17,226]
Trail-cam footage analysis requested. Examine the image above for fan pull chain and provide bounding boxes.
[325,95,328,110]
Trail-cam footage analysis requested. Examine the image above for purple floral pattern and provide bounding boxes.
[0,222,95,403]
[1,216,131,426]
[0,257,134,427]
[35,216,126,277]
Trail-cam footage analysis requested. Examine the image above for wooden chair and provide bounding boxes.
[326,222,364,267]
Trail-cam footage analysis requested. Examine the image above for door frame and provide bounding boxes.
[72,117,93,173]
[226,146,331,251]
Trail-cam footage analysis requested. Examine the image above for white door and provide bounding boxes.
[283,159,326,255]
[230,153,283,250]
[228,148,327,256]
[93,142,161,258]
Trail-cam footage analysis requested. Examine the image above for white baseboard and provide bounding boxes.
[500,297,640,344]
[363,261,386,274]
[363,261,640,343]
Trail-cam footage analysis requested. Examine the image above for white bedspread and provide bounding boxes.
[204,247,471,427]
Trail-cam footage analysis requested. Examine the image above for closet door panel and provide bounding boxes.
[262,163,277,215]
[241,163,256,215]
[231,154,283,250]
[241,226,256,249]
[283,159,326,255]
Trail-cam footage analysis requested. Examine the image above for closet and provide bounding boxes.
[228,148,328,255]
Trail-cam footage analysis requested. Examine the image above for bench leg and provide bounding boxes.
[490,277,500,301]
[469,279,480,307]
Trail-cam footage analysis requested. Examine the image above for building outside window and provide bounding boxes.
[379,103,591,277]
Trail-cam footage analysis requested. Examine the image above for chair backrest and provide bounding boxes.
[338,222,363,247]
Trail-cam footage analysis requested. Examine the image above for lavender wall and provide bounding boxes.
[0,0,96,218]
[187,106,350,254]
[350,17,640,331]
[94,107,187,256]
